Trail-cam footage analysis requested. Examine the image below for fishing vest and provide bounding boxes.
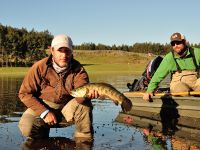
[171,47,199,76]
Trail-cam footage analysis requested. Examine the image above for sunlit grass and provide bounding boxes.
[84,63,144,75]
[0,67,29,77]
[0,50,152,77]
[74,50,151,75]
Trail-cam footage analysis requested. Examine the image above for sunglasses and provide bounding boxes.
[171,41,183,46]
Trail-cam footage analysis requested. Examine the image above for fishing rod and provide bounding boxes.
[123,91,200,97]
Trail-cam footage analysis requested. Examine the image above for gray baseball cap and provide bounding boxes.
[51,34,73,51]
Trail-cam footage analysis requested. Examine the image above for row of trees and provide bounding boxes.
[75,41,200,55]
[75,42,167,54]
[0,24,53,67]
[1,23,200,67]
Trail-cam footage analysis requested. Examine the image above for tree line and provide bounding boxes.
[0,23,200,67]
[0,24,52,67]
[75,42,168,55]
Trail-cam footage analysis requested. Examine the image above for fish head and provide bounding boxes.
[70,87,88,97]
[121,97,133,112]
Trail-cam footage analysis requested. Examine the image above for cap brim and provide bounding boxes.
[53,43,72,51]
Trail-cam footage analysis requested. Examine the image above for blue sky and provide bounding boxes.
[0,0,200,45]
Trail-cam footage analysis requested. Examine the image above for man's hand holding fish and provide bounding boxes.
[70,83,133,112]
[87,90,100,99]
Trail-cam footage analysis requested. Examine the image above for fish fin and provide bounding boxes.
[85,88,89,97]
[98,95,106,100]
[113,100,119,106]
[121,98,133,112]
[106,98,118,105]
[106,96,119,105]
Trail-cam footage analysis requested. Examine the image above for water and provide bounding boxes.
[0,74,199,150]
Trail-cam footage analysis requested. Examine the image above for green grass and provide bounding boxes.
[83,63,144,75]
[0,67,29,77]
[74,50,151,64]
[74,50,152,75]
[0,50,153,77]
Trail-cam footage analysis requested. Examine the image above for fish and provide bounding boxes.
[70,83,132,112]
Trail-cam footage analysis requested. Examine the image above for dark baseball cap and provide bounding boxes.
[170,32,186,42]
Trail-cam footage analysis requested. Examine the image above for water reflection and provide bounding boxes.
[116,111,200,149]
[141,124,200,150]
[1,74,200,149]
[22,137,93,150]
[142,125,168,150]
[0,76,26,115]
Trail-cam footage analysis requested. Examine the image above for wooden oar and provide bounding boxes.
[123,91,200,97]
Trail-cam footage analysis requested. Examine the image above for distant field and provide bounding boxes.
[74,50,153,75]
[74,50,149,64]
[0,50,154,77]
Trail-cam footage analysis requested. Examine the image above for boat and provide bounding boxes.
[120,91,200,127]
[115,91,200,147]
[115,110,200,148]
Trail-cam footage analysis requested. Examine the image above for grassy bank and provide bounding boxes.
[0,67,30,77]
[0,50,154,77]
[75,50,153,75]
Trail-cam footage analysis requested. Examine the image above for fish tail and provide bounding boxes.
[121,97,132,112]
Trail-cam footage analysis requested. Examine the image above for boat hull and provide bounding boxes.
[115,112,200,147]
[115,94,200,146]
[116,93,200,129]
[124,94,200,119]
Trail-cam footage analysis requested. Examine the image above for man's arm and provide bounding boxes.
[143,55,171,101]
[18,64,47,116]
[146,55,171,93]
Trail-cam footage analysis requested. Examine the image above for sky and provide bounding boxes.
[0,0,200,46]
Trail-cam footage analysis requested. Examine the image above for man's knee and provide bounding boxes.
[18,113,35,137]
[18,108,49,138]
[74,104,93,138]
[194,78,200,91]
[74,101,93,124]
[61,99,92,122]
[19,116,50,138]
[18,108,37,136]
[170,82,189,93]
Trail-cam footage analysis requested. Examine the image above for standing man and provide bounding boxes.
[143,32,200,101]
[18,34,98,142]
